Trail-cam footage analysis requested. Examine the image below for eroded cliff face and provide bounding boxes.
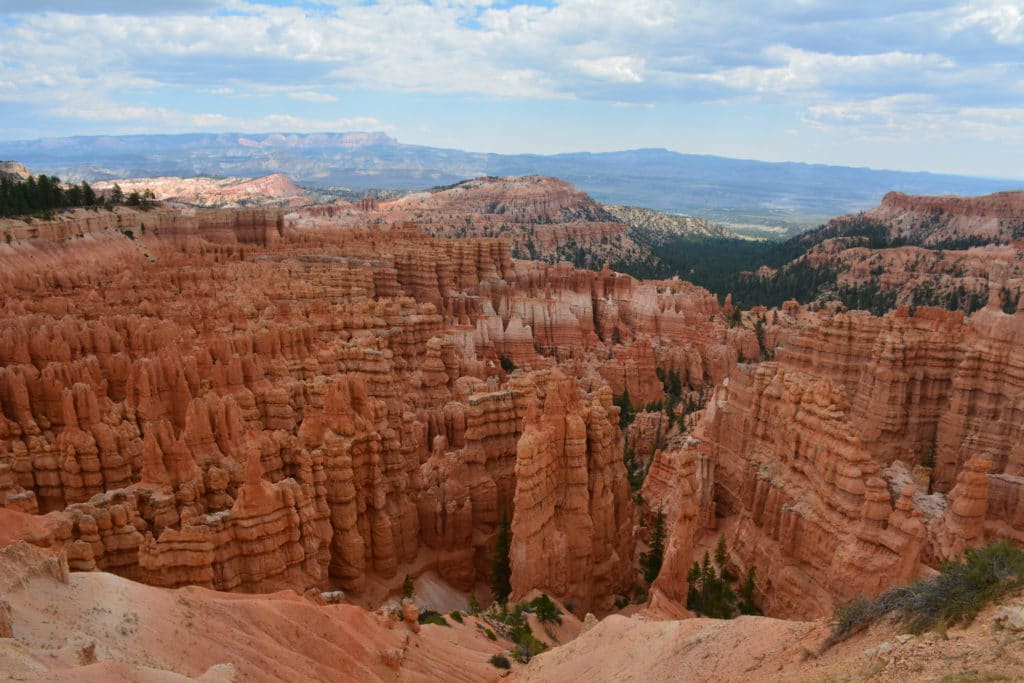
[862,190,1024,246]
[12,196,1018,628]
[740,190,1024,315]
[652,297,1024,618]
[511,374,634,611]
[0,206,749,605]
[801,240,1024,310]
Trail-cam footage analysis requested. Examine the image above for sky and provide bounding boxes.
[1,0,1023,178]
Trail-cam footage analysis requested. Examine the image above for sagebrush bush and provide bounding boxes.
[825,541,1024,650]
[417,610,450,627]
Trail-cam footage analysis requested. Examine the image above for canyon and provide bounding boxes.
[1,178,1023,681]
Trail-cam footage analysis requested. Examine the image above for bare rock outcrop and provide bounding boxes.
[510,374,634,611]
[670,295,1024,618]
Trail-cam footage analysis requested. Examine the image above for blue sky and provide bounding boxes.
[1,0,1023,178]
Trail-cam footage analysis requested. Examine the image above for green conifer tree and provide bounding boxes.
[491,512,512,604]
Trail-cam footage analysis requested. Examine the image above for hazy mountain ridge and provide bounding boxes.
[2,132,1019,235]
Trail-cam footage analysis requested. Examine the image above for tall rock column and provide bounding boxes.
[510,372,634,611]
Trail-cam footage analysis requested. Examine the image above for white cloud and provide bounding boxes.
[0,0,1020,151]
[700,46,955,95]
[572,56,646,83]
[258,114,387,132]
[804,95,1024,145]
[44,99,388,134]
[952,0,1024,44]
[287,91,337,103]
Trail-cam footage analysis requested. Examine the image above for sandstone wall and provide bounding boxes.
[672,298,1024,618]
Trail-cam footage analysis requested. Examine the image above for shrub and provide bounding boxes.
[489,654,511,669]
[485,628,497,640]
[504,604,532,643]
[513,633,547,662]
[417,610,449,627]
[499,355,516,373]
[468,592,480,615]
[824,541,1024,650]
[450,610,464,624]
[402,574,414,599]
[529,594,562,624]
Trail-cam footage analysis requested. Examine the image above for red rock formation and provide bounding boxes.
[294,176,651,270]
[2,204,742,606]
[661,292,1024,618]
[510,374,634,610]
[859,190,1024,246]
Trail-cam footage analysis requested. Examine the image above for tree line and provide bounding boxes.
[0,174,155,218]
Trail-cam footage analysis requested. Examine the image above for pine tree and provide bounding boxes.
[81,181,97,206]
[614,389,633,429]
[714,535,733,581]
[640,508,666,584]
[686,545,739,619]
[491,512,512,604]
[65,184,82,207]
[738,566,761,615]
[667,369,682,399]
[24,176,37,211]
[686,561,701,608]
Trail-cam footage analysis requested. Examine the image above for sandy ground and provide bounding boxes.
[5,539,1024,683]
[0,543,510,682]
[516,601,1024,682]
